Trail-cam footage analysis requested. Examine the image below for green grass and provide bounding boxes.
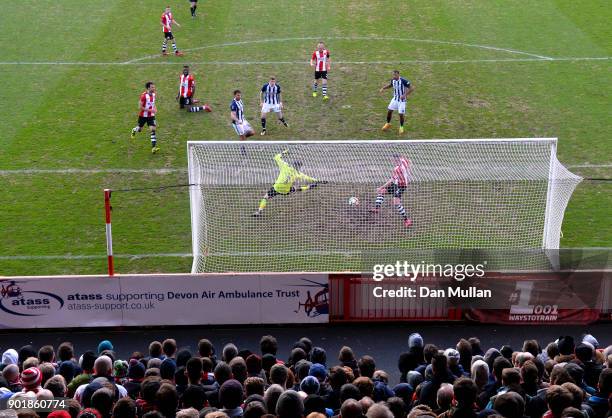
[1,0,610,275]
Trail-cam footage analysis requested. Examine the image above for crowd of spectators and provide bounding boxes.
[0,333,610,418]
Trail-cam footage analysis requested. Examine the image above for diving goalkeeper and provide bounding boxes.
[252,149,324,217]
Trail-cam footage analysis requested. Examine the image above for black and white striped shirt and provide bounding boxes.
[230,98,244,122]
[261,83,281,105]
[392,77,411,102]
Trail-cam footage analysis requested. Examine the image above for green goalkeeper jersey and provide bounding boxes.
[273,153,316,194]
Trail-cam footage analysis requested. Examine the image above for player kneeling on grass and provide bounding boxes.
[370,153,412,227]
[252,149,326,217]
[177,65,211,113]
[230,90,255,140]
[380,70,414,135]
[131,81,160,154]
[260,76,288,136]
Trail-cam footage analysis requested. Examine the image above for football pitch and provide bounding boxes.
[1,0,610,276]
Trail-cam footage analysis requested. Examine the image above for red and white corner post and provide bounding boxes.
[104,189,115,276]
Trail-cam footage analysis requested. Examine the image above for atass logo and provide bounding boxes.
[0,280,64,317]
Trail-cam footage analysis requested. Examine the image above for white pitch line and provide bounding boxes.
[0,168,187,175]
[123,36,554,64]
[567,164,612,169]
[0,57,609,66]
[0,253,192,261]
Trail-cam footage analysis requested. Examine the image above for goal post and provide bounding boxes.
[187,139,582,273]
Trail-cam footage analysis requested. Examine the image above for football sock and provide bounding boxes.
[386,113,392,123]
[396,204,407,220]
[150,132,157,147]
[162,40,168,53]
[279,117,286,125]
[172,41,178,52]
[313,83,318,92]
[258,199,267,211]
[133,127,141,133]
[190,6,195,16]
[400,116,405,127]
[322,85,327,96]
[189,106,204,112]
[375,194,384,208]
[261,118,267,129]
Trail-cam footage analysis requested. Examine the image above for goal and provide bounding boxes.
[187,139,581,273]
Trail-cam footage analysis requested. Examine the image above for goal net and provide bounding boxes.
[187,139,581,273]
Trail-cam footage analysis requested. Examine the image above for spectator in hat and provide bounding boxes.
[219,379,243,417]
[470,360,489,393]
[301,376,320,396]
[445,348,465,378]
[2,349,18,366]
[124,360,145,399]
[20,367,43,394]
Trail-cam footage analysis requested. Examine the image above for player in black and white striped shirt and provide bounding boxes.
[260,76,288,136]
[380,70,415,135]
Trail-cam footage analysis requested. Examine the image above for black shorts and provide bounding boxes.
[386,184,406,198]
[179,96,193,109]
[164,32,174,40]
[267,186,295,198]
[137,116,156,128]
[314,71,328,80]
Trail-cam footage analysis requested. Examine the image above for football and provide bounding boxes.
[348,196,360,206]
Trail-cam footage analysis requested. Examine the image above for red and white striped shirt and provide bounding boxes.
[139,92,156,117]
[392,157,411,187]
[161,12,173,32]
[311,49,330,72]
[179,74,195,98]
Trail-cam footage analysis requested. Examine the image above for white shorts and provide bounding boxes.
[388,98,407,114]
[232,119,253,136]
[261,103,282,114]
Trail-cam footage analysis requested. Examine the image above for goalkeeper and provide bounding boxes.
[252,149,324,217]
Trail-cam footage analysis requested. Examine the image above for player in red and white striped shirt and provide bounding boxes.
[177,65,211,113]
[131,82,160,154]
[310,42,331,100]
[370,154,413,227]
[161,6,183,56]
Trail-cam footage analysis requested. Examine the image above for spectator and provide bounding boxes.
[339,347,359,377]
[418,353,455,409]
[353,377,374,399]
[219,380,243,417]
[2,349,18,367]
[243,401,267,418]
[20,367,43,394]
[339,398,364,418]
[311,348,327,367]
[44,375,67,397]
[365,403,393,418]
[358,357,376,379]
[586,368,611,418]
[229,357,247,384]
[276,390,304,418]
[545,385,574,418]
[493,391,525,418]
[181,385,206,410]
[470,360,489,393]
[386,397,408,418]
[156,383,179,418]
[244,377,265,398]
[436,383,454,415]
[91,388,114,418]
[260,336,278,357]
[270,364,289,388]
[161,339,177,359]
[457,339,473,374]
